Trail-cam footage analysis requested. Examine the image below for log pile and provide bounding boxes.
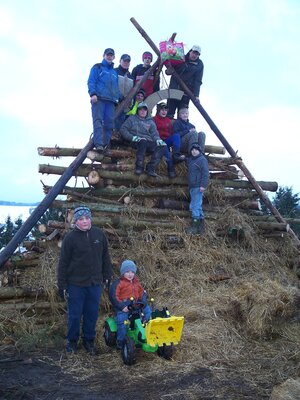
[35,135,292,242]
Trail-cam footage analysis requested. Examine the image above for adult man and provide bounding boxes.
[57,206,113,355]
[166,45,204,118]
[120,102,166,177]
[131,51,160,98]
[88,48,121,152]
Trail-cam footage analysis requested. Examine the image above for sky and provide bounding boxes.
[0,0,299,203]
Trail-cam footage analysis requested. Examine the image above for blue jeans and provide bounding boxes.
[67,284,102,343]
[91,99,115,147]
[116,304,152,344]
[164,134,181,162]
[189,187,204,220]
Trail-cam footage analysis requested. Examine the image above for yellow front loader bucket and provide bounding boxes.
[145,316,184,347]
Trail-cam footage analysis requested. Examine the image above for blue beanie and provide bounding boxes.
[120,260,137,275]
[73,206,92,222]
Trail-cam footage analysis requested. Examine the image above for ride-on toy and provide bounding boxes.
[103,299,184,365]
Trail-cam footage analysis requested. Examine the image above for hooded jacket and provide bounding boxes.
[88,59,121,103]
[187,153,210,189]
[57,226,113,289]
[172,118,196,138]
[153,114,173,140]
[120,113,160,142]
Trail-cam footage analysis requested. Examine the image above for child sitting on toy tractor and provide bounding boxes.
[109,259,152,349]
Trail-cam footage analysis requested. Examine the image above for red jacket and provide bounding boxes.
[116,276,145,302]
[153,114,173,140]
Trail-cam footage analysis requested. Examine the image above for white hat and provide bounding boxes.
[191,45,201,54]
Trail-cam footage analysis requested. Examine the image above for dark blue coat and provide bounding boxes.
[187,153,209,189]
[172,118,195,138]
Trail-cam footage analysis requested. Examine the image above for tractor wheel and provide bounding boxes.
[157,344,173,360]
[103,321,116,347]
[121,337,136,365]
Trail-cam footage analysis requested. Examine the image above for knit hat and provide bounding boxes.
[190,143,201,152]
[73,206,92,222]
[142,51,153,61]
[120,260,137,275]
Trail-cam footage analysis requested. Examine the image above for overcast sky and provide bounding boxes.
[0,0,299,203]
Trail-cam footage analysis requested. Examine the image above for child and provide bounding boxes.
[185,144,210,235]
[153,102,185,178]
[109,259,152,348]
[172,108,206,154]
[131,51,160,97]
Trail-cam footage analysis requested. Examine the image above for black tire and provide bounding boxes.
[103,321,116,347]
[157,344,173,360]
[121,337,136,365]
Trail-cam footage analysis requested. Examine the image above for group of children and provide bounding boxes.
[87,47,209,235]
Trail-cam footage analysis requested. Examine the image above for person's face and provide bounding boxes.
[123,271,135,281]
[138,107,148,118]
[191,148,200,157]
[104,53,115,64]
[143,56,152,66]
[136,93,145,103]
[75,216,91,231]
[120,59,130,69]
[189,50,200,61]
[159,107,168,117]
[179,110,189,121]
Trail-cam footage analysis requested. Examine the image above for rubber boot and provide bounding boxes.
[197,219,205,235]
[135,152,145,175]
[146,146,164,178]
[185,219,200,235]
[167,161,176,178]
[83,339,99,356]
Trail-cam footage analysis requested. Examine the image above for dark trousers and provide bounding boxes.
[67,284,102,343]
[134,140,165,172]
[167,94,190,119]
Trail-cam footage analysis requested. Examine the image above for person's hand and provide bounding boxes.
[132,136,141,142]
[58,287,67,300]
[90,95,98,104]
[122,306,129,312]
[156,139,166,146]
[200,187,205,193]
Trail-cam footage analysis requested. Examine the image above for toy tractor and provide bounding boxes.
[103,299,184,365]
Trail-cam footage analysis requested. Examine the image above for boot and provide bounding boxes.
[198,219,205,235]
[185,219,200,235]
[145,146,164,178]
[167,161,176,178]
[135,164,144,175]
[66,340,77,353]
[83,339,99,356]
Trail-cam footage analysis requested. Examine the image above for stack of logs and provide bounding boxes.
[36,135,294,242]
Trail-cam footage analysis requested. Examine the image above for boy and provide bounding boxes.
[172,107,206,154]
[185,144,210,235]
[109,259,152,349]
[131,51,160,97]
[153,102,185,178]
[57,206,113,355]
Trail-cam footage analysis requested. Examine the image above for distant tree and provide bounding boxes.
[273,186,300,218]
[0,215,25,248]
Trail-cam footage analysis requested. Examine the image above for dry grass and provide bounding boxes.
[0,218,299,398]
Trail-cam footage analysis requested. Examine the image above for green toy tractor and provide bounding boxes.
[103,299,184,365]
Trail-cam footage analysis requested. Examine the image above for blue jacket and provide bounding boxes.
[172,118,195,138]
[187,153,210,189]
[87,59,121,103]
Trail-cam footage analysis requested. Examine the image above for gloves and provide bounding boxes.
[156,139,166,146]
[132,136,141,142]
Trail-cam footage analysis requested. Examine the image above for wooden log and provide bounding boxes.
[0,287,44,300]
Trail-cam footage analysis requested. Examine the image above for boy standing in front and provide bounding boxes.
[185,144,210,235]
[109,259,152,349]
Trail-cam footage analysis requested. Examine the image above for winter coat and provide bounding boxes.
[57,226,113,289]
[187,153,210,189]
[131,64,160,97]
[87,59,121,103]
[169,54,204,97]
[172,118,196,139]
[109,276,148,311]
[153,114,173,140]
[120,114,160,143]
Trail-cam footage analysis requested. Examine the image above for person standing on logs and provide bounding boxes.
[88,48,121,152]
[131,51,160,98]
[166,45,203,119]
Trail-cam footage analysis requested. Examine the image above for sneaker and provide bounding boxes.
[95,145,104,152]
[146,169,158,178]
[83,340,99,356]
[66,341,77,353]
